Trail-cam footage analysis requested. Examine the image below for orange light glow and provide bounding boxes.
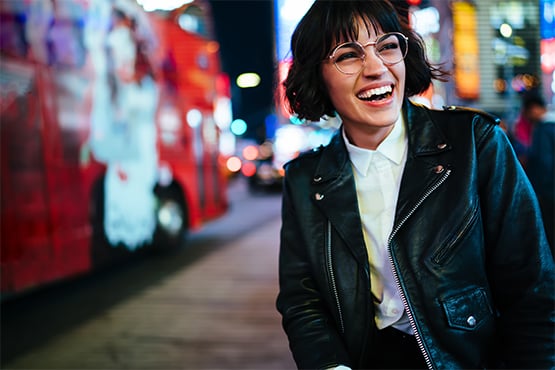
[206,41,220,53]
[226,156,242,172]
[242,145,259,161]
[452,1,480,100]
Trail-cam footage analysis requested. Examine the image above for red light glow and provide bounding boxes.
[241,162,257,177]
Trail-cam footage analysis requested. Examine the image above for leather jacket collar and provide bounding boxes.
[309,101,453,265]
[313,101,451,183]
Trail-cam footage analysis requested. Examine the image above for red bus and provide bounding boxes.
[0,0,231,297]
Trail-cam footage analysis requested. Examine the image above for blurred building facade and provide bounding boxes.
[417,0,552,124]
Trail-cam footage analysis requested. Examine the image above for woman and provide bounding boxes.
[276,1,555,369]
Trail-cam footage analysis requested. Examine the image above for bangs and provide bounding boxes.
[323,1,403,54]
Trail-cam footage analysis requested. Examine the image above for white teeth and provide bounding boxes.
[358,85,392,99]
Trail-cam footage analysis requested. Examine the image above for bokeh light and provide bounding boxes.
[230,119,248,136]
[226,156,242,173]
[242,145,259,161]
[241,162,257,177]
[236,73,261,88]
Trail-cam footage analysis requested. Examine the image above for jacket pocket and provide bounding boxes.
[441,287,493,331]
[431,202,480,265]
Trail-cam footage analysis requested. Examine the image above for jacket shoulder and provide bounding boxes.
[283,145,324,171]
[441,105,501,126]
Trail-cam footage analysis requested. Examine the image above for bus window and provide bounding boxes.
[47,18,87,68]
[177,5,208,37]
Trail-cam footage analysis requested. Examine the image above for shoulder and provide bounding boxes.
[283,145,324,173]
[281,145,325,193]
[440,105,501,126]
[283,130,349,185]
[408,102,506,152]
[408,101,501,129]
[417,104,503,143]
[284,129,345,171]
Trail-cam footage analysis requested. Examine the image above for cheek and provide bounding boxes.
[396,64,407,92]
[326,83,351,110]
[321,67,346,104]
[321,66,338,91]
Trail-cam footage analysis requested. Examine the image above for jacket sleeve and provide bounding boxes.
[476,120,555,368]
[276,170,352,369]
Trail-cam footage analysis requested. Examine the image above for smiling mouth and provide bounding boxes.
[357,85,393,102]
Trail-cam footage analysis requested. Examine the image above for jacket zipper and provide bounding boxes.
[326,220,345,333]
[387,169,452,370]
[431,203,479,265]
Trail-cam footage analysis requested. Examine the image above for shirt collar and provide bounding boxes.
[343,114,407,176]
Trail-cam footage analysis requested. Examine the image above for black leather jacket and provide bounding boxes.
[276,102,555,369]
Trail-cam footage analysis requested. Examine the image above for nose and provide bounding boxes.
[361,49,387,77]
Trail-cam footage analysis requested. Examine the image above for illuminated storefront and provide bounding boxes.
[422,0,547,119]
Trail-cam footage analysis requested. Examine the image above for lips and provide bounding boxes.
[357,85,393,101]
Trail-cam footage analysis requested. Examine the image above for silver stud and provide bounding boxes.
[437,143,447,150]
[313,176,322,182]
[434,165,444,174]
[315,193,324,201]
[466,315,477,327]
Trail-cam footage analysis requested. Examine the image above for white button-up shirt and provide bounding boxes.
[343,116,412,334]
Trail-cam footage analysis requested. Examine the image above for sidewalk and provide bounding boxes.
[5,215,296,369]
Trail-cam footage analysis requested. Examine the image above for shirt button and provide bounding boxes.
[466,315,477,327]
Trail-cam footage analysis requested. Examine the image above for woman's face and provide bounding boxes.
[321,18,406,148]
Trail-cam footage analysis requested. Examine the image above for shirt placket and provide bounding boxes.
[375,154,405,325]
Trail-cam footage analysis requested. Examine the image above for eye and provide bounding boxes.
[377,40,400,53]
[333,44,364,62]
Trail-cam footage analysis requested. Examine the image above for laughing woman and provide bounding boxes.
[275,1,555,369]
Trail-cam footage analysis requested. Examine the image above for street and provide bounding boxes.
[2,178,296,370]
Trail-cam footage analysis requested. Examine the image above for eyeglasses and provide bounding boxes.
[327,32,409,75]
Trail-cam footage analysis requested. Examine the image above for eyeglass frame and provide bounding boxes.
[326,32,409,75]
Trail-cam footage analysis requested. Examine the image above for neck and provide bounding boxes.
[343,124,395,150]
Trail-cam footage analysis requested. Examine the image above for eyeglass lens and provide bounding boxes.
[331,33,407,74]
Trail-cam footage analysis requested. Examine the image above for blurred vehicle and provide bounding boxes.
[225,124,336,192]
[224,139,284,191]
[0,0,232,297]
[244,140,285,191]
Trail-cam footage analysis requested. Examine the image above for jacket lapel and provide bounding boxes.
[394,102,452,229]
[310,131,369,265]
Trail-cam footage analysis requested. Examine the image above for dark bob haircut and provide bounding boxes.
[283,0,449,121]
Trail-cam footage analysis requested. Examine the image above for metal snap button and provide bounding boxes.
[315,193,324,201]
[437,143,447,149]
[313,176,322,182]
[434,165,444,174]
[466,315,477,327]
